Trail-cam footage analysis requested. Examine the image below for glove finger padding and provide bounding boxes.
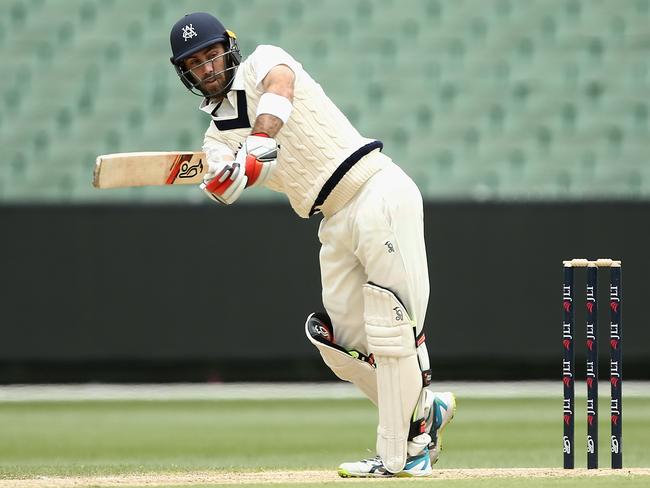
[203,162,230,188]
[223,173,247,203]
[201,163,248,205]
[219,166,247,202]
[236,135,279,188]
[246,155,277,187]
[204,166,233,194]
[255,158,276,186]
[245,154,263,186]
[200,141,246,205]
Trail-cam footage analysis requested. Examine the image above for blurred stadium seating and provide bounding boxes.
[1,0,648,202]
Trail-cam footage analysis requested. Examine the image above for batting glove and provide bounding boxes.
[235,133,278,188]
[200,149,247,205]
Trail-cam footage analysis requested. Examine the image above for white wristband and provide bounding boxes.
[256,92,293,124]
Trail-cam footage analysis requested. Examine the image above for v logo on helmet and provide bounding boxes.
[182,24,197,41]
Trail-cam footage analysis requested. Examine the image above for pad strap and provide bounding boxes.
[408,417,427,439]
[416,330,432,387]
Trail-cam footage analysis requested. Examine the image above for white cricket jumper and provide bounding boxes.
[201,45,388,219]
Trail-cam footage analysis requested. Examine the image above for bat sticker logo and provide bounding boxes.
[179,159,203,178]
[166,154,199,184]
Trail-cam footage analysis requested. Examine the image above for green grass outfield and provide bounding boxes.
[0,394,648,487]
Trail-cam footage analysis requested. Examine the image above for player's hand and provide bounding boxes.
[234,133,278,188]
[200,156,247,206]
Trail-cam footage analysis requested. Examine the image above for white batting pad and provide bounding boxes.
[363,283,423,474]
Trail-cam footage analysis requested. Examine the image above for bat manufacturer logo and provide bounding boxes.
[166,154,200,184]
[563,301,571,312]
[586,302,594,313]
[563,377,572,387]
[610,301,619,312]
[179,159,203,178]
[182,24,197,41]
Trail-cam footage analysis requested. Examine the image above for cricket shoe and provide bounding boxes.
[425,390,457,464]
[337,447,433,478]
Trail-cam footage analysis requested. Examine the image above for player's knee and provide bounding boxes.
[304,312,375,380]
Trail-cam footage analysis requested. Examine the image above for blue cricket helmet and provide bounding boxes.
[169,12,241,97]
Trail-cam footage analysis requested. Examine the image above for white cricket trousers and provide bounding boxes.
[318,158,430,354]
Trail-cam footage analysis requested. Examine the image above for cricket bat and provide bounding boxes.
[93,151,207,188]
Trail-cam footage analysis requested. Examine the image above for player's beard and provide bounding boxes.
[200,71,228,98]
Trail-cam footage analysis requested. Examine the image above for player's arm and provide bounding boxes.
[202,47,298,202]
[252,64,295,137]
[200,66,294,203]
[234,62,296,188]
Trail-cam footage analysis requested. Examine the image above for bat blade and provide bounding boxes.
[93,151,207,188]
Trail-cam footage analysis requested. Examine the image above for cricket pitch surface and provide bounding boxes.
[3,468,650,487]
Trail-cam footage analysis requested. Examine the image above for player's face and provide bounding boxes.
[184,43,229,96]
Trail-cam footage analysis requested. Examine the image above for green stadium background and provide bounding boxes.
[1,0,649,382]
[3,0,648,202]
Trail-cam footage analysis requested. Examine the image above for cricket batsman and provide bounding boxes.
[169,12,456,477]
